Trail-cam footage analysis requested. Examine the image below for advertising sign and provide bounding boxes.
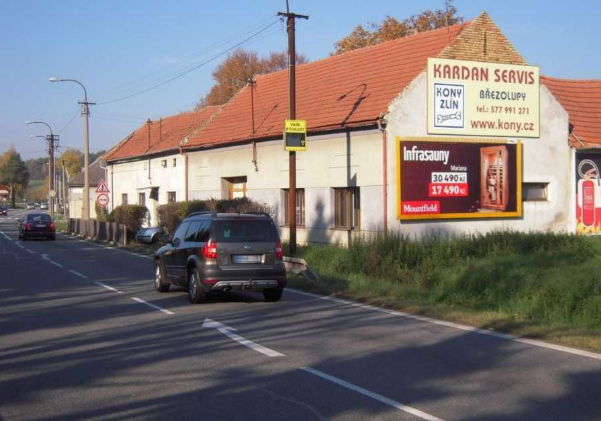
[397,137,522,220]
[284,119,307,151]
[427,58,540,138]
[575,154,601,235]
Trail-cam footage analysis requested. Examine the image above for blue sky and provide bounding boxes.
[2,0,600,162]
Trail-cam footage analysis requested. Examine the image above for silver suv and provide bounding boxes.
[154,212,286,303]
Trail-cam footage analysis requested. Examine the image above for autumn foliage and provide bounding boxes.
[333,3,463,55]
[197,49,308,108]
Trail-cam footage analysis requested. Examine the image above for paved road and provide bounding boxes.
[1,210,601,420]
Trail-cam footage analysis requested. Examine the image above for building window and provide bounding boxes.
[283,189,305,226]
[222,176,247,199]
[334,188,360,229]
[523,183,549,201]
[172,158,177,167]
[121,193,128,205]
[167,191,176,203]
[138,192,146,207]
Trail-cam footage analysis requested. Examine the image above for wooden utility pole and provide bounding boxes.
[278,2,308,255]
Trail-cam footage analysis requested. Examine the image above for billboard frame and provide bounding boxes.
[396,136,523,220]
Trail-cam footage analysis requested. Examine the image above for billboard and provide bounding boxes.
[575,154,601,235]
[427,58,540,138]
[397,137,522,220]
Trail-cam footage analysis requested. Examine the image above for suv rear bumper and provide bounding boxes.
[209,279,283,292]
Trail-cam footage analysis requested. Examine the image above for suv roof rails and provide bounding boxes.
[243,211,272,218]
[186,211,217,218]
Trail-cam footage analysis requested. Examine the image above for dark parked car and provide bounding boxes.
[136,227,164,244]
[154,212,286,303]
[19,213,56,241]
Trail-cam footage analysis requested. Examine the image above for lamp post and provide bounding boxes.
[49,78,94,221]
[25,121,56,219]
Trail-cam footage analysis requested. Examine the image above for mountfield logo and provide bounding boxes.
[401,201,441,215]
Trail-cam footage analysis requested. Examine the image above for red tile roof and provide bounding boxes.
[105,106,220,162]
[542,77,601,148]
[182,23,470,149]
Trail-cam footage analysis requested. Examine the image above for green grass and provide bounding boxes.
[287,231,601,352]
[28,179,45,189]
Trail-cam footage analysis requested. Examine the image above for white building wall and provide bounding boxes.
[108,154,185,227]
[385,72,572,236]
[68,186,98,219]
[188,131,385,245]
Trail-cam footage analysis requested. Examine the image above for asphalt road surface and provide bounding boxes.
[1,209,601,420]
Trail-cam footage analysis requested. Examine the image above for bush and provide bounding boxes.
[107,204,149,234]
[157,197,273,234]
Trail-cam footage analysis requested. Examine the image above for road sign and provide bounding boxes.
[96,193,109,207]
[49,190,56,198]
[284,119,306,151]
[96,179,110,193]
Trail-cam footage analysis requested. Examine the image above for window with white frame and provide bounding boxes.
[523,183,549,201]
[121,193,128,205]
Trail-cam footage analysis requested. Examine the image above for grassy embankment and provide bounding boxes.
[288,231,601,352]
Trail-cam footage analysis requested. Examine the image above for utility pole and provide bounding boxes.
[278,2,308,255]
[46,134,57,220]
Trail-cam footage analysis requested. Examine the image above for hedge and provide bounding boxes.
[107,204,149,234]
[157,197,273,234]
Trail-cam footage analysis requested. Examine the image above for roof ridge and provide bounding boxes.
[253,21,471,84]
[542,75,601,83]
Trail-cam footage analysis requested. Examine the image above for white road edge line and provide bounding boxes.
[50,261,63,268]
[301,367,444,421]
[95,282,123,294]
[131,297,174,315]
[287,289,601,361]
[0,231,11,241]
[69,270,89,279]
[25,248,35,254]
[203,318,285,357]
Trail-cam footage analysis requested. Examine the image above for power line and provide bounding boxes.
[95,15,280,102]
[58,109,81,134]
[97,18,282,106]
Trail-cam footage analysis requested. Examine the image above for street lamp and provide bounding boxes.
[49,78,94,221]
[25,121,56,219]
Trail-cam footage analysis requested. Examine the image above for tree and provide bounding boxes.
[197,49,308,108]
[57,149,84,180]
[0,148,30,207]
[333,2,463,55]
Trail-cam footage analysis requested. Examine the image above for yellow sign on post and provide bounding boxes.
[284,119,307,151]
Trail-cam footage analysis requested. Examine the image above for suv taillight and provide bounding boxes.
[49,223,56,230]
[203,240,218,259]
[275,242,283,260]
[24,222,32,230]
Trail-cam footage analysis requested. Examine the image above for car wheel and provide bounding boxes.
[188,267,206,304]
[154,261,170,292]
[49,235,56,241]
[263,288,283,302]
[22,234,27,241]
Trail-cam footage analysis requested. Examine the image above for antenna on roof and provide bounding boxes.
[446,0,451,44]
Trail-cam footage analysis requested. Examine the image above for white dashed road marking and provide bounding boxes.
[131,297,174,315]
[69,270,89,279]
[95,282,123,294]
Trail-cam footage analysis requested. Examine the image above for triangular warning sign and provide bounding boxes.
[96,179,110,193]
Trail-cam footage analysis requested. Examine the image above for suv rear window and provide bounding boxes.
[214,220,278,243]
